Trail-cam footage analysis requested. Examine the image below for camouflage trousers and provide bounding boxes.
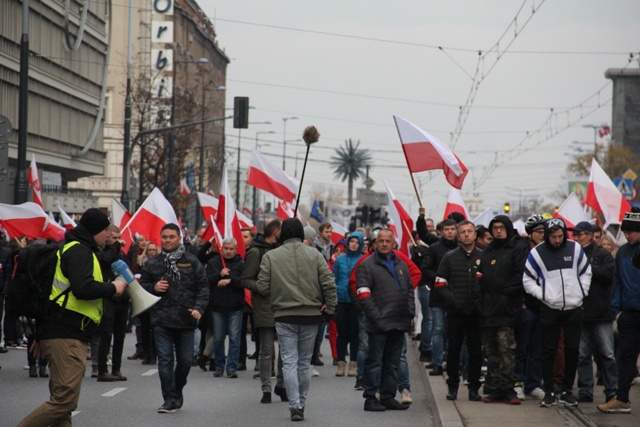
[482,326,516,390]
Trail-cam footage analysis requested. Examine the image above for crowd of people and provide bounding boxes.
[2,205,640,424]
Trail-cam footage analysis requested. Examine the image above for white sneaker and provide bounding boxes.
[311,368,319,377]
[514,383,525,401]
[632,376,640,386]
[526,387,545,400]
[401,389,413,404]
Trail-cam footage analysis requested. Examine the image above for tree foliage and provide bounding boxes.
[329,139,372,204]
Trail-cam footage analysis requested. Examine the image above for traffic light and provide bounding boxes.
[370,207,381,223]
[233,96,249,129]
[503,202,511,214]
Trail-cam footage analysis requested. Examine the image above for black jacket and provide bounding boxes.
[410,243,430,287]
[415,215,440,246]
[421,237,458,307]
[582,241,614,322]
[96,242,131,303]
[207,254,244,313]
[434,246,482,315]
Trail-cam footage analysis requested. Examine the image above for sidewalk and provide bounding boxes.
[411,340,640,427]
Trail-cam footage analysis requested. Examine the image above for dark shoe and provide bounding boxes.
[261,392,272,404]
[209,360,216,371]
[311,357,324,366]
[91,367,99,378]
[29,366,38,378]
[141,358,156,365]
[577,394,593,403]
[227,371,238,378]
[540,392,556,407]
[364,399,386,412]
[175,394,183,409]
[274,385,288,402]
[482,390,507,403]
[469,389,482,402]
[0,347,8,353]
[254,362,259,372]
[333,358,339,366]
[127,352,143,360]
[354,380,364,391]
[248,351,258,360]
[97,372,119,382]
[111,370,127,381]
[253,373,261,379]
[504,389,521,405]
[197,355,208,372]
[213,370,223,377]
[412,333,422,341]
[237,363,247,371]
[446,387,458,401]
[158,401,177,413]
[38,366,49,378]
[290,407,304,421]
[429,365,443,376]
[559,391,578,407]
[382,399,410,410]
[419,350,432,362]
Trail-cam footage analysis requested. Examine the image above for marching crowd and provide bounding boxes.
[2,205,640,425]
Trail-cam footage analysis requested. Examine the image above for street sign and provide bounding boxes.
[614,177,634,199]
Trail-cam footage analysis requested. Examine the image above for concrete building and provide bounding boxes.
[606,68,640,152]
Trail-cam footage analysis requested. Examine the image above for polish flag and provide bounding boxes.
[585,159,631,224]
[236,209,255,231]
[597,124,611,139]
[472,208,494,227]
[329,220,348,244]
[111,197,132,230]
[28,154,44,208]
[197,192,219,221]
[394,116,468,189]
[554,192,590,229]
[0,202,65,241]
[215,165,245,258]
[247,150,299,203]
[276,201,304,222]
[57,203,77,230]
[443,188,470,220]
[384,181,414,256]
[120,187,179,252]
[180,178,190,196]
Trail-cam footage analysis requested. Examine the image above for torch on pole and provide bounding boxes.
[293,126,320,217]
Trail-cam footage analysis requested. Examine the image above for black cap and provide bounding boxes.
[569,221,593,233]
[79,208,110,235]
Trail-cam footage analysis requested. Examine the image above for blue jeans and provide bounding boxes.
[431,307,446,365]
[397,335,410,391]
[356,314,369,382]
[417,286,432,352]
[514,308,542,393]
[276,322,318,410]
[363,330,404,403]
[577,321,618,400]
[153,326,194,403]
[212,310,243,374]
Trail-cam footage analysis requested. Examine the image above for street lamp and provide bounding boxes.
[282,116,298,171]
[582,124,608,162]
[255,131,275,149]
[166,57,208,204]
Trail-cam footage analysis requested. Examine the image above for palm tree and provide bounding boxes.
[330,139,372,204]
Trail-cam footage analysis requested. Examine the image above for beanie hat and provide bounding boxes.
[79,208,110,235]
[304,225,316,243]
[280,218,305,243]
[621,212,640,233]
[447,212,465,224]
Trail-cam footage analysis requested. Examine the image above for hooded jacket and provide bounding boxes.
[476,215,529,328]
[611,240,640,314]
[581,241,614,322]
[523,218,592,311]
[333,232,364,303]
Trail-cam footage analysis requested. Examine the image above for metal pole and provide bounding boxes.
[199,89,206,192]
[120,0,133,210]
[236,128,242,206]
[14,0,30,204]
[282,119,287,170]
[166,63,178,203]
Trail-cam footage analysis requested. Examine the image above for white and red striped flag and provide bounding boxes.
[28,154,44,208]
[276,200,304,222]
[0,202,65,241]
[215,165,245,258]
[247,150,298,203]
[393,116,468,189]
[384,181,414,256]
[197,192,219,221]
[236,209,255,231]
[585,159,631,224]
[57,203,77,230]
[180,178,190,196]
[120,187,179,252]
[443,188,470,220]
[329,220,348,244]
[111,197,132,230]
[597,124,611,139]
[554,192,590,229]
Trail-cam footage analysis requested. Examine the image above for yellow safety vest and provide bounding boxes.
[51,241,104,325]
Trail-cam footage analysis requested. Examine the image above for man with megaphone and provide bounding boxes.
[138,223,209,414]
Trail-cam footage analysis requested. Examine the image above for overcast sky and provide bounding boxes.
[202,0,639,219]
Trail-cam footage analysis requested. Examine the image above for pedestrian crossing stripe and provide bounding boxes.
[102,387,127,397]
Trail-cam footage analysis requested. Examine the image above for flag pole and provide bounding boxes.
[392,117,423,208]
[293,126,320,217]
[402,220,417,246]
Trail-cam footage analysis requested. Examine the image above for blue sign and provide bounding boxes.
[614,177,633,198]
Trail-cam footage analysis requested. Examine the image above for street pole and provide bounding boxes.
[236,128,242,207]
[282,116,297,171]
[15,0,30,204]
[120,0,133,210]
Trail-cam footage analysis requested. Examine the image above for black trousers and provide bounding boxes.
[98,300,130,373]
[616,311,640,402]
[446,312,482,389]
[540,306,583,393]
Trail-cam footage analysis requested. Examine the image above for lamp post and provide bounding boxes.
[282,116,298,171]
[166,57,208,204]
[582,124,604,162]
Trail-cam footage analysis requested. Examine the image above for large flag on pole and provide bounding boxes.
[215,165,246,258]
[393,116,468,189]
[384,181,414,256]
[57,203,77,230]
[554,192,590,228]
[585,159,631,224]
[0,202,65,241]
[28,154,44,208]
[443,188,470,220]
[111,197,132,230]
[197,192,219,220]
[120,188,179,252]
[247,150,299,203]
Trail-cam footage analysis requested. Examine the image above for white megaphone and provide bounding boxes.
[111,260,161,317]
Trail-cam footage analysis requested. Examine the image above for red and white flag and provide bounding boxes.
[276,201,304,222]
[28,154,44,208]
[197,192,219,221]
[180,178,190,196]
[384,181,414,256]
[394,116,468,189]
[247,150,299,203]
[554,192,590,229]
[111,197,132,230]
[236,209,255,231]
[57,203,77,230]
[215,165,245,258]
[329,220,348,244]
[443,188,470,220]
[0,202,65,241]
[120,187,179,252]
[597,124,611,139]
[585,159,631,224]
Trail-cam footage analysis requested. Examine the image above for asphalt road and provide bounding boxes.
[0,331,435,427]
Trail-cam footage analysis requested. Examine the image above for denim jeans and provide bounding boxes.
[417,286,432,352]
[276,322,318,410]
[258,327,284,392]
[212,310,243,373]
[431,307,446,365]
[577,321,618,400]
[356,314,369,382]
[514,308,543,393]
[153,326,194,403]
[397,335,410,391]
[363,330,404,403]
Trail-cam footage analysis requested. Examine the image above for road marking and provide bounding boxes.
[102,387,127,397]
[142,369,158,376]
